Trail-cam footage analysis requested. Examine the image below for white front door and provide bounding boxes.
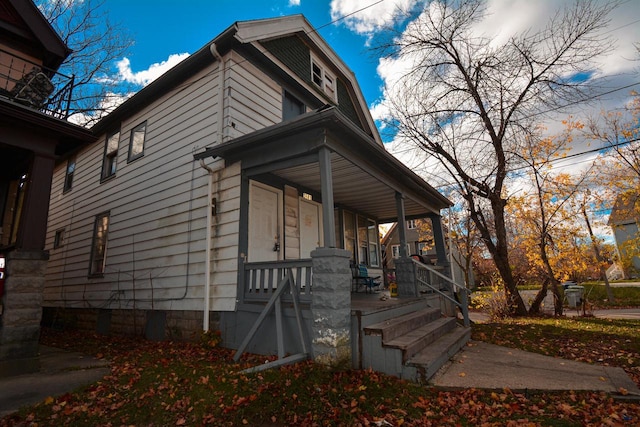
[299,198,323,258]
[248,182,282,262]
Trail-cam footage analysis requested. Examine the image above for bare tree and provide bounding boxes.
[36,0,134,125]
[376,0,617,316]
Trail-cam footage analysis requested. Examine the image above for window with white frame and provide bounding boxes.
[310,55,336,101]
[89,212,110,276]
[418,242,431,256]
[407,219,417,229]
[128,121,146,162]
[102,130,119,180]
[391,244,411,258]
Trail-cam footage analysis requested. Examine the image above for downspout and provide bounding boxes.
[199,160,214,331]
[198,43,225,331]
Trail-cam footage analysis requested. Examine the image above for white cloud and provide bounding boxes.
[116,53,190,87]
[371,0,640,159]
[289,0,301,6]
[330,0,425,35]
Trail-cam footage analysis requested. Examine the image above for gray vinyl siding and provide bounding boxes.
[44,64,240,312]
[223,51,281,140]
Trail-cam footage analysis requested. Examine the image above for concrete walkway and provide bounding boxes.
[0,346,110,418]
[431,340,640,397]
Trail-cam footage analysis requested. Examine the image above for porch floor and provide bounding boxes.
[350,289,430,315]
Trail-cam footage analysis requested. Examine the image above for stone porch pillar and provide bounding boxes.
[395,257,418,297]
[310,247,351,365]
[0,250,49,377]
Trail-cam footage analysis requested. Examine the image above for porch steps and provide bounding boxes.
[361,307,470,383]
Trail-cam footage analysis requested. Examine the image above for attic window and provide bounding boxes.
[310,56,336,102]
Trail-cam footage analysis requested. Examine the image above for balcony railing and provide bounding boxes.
[0,48,74,120]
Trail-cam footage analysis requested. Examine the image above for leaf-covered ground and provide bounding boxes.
[1,323,639,426]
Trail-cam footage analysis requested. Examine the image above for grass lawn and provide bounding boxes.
[1,321,639,427]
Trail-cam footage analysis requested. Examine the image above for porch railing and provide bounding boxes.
[242,259,313,303]
[0,48,74,119]
[413,258,470,327]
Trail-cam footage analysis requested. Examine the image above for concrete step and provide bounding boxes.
[363,307,441,342]
[406,326,471,382]
[384,317,458,362]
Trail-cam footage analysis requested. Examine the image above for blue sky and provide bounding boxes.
[104,0,386,108]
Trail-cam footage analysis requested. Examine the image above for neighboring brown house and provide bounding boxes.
[0,0,94,376]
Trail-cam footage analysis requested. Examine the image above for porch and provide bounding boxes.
[195,107,467,378]
[220,256,469,380]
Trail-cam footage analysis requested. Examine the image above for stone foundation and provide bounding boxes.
[0,250,49,377]
[41,307,220,342]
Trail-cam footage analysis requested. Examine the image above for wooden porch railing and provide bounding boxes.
[242,259,313,303]
[413,258,471,327]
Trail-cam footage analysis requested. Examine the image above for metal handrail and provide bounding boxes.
[412,258,471,327]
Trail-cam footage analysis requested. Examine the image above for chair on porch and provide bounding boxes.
[352,263,381,293]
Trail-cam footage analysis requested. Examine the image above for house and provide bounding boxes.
[43,15,470,380]
[382,219,438,270]
[382,220,474,289]
[608,192,640,277]
[0,0,95,376]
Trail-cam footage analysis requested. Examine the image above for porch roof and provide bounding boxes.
[194,107,451,222]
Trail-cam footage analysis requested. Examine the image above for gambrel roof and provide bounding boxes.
[93,14,379,144]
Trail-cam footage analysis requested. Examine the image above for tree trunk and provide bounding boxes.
[529,279,549,315]
[539,241,563,316]
[582,206,616,302]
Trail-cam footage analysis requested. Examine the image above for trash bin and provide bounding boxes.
[565,285,584,308]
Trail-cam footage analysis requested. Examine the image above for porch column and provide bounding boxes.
[318,147,336,248]
[395,192,417,297]
[310,247,351,365]
[395,192,408,257]
[428,213,450,270]
[16,154,55,250]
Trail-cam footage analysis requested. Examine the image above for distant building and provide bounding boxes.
[608,192,640,277]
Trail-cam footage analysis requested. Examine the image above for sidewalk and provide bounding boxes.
[431,340,640,398]
[0,346,110,418]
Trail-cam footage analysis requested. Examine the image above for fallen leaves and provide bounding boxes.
[0,327,638,427]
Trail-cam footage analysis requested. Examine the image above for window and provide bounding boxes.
[407,219,417,229]
[53,229,65,249]
[283,91,305,121]
[310,56,336,101]
[102,131,119,179]
[368,220,379,266]
[89,212,110,276]
[128,121,146,161]
[418,242,431,256]
[391,245,400,259]
[391,244,410,259]
[63,158,75,192]
[356,216,379,267]
[344,211,356,261]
